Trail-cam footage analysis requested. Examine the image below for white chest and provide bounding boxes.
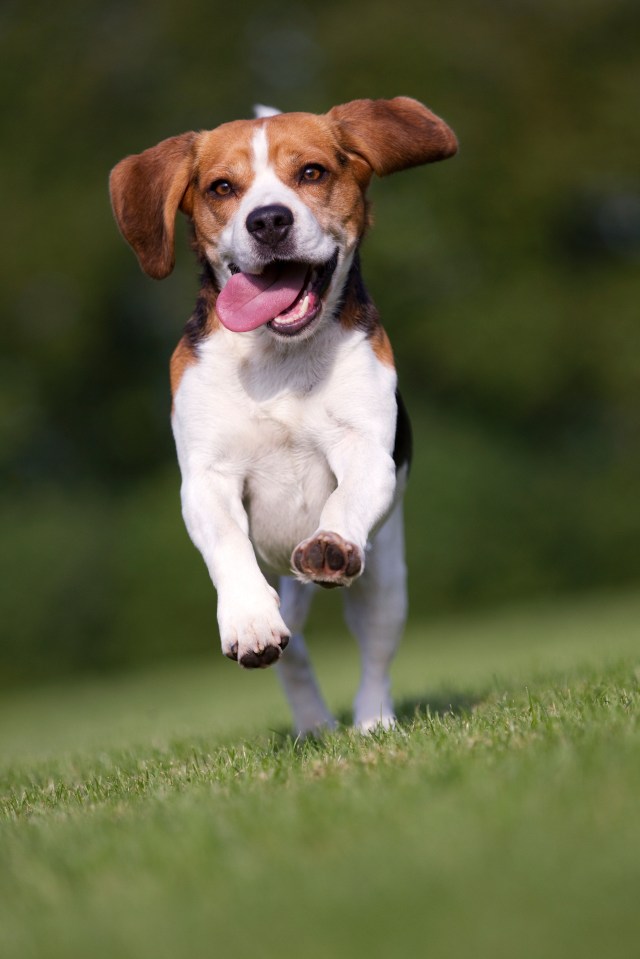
[172,324,397,574]
[240,414,337,571]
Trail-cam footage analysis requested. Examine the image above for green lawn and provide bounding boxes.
[1,591,639,959]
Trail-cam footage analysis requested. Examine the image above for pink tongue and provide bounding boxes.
[217,262,308,332]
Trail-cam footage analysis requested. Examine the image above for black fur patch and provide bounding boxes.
[338,252,379,334]
[184,261,219,349]
[393,389,412,473]
[184,292,209,349]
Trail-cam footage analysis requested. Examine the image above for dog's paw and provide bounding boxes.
[354,686,395,732]
[218,589,290,669]
[355,712,396,733]
[292,531,363,588]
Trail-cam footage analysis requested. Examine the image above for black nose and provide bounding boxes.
[246,204,294,247]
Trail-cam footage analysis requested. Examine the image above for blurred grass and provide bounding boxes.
[2,588,638,763]
[1,592,639,959]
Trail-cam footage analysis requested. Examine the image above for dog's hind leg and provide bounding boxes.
[276,577,336,735]
[342,497,408,731]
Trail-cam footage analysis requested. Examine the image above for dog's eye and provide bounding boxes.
[209,179,233,197]
[300,164,326,183]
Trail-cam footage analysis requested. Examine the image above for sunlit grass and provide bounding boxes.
[1,591,639,959]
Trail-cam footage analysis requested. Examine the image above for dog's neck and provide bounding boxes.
[335,250,380,336]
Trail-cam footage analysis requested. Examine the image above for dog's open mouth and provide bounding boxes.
[217,251,338,336]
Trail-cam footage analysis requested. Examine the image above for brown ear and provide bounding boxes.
[328,97,457,178]
[109,133,197,279]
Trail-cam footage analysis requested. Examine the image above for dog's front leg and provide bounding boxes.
[292,435,397,588]
[180,464,290,667]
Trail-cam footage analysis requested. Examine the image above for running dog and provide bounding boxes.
[109,97,457,732]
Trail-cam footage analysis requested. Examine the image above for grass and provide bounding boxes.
[1,590,639,959]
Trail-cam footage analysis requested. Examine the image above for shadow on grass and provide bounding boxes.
[266,688,487,750]
[394,689,485,723]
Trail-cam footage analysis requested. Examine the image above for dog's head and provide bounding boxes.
[110,97,457,340]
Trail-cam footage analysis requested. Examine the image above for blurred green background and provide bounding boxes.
[1,0,639,687]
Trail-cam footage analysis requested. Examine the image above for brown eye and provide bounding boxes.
[300,164,326,183]
[209,179,233,197]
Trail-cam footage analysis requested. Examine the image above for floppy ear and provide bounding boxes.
[328,97,457,178]
[109,132,197,279]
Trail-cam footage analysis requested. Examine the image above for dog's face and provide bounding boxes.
[186,113,366,339]
[110,98,457,341]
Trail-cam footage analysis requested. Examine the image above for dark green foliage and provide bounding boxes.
[1,0,639,681]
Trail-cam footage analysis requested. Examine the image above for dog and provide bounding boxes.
[109,97,457,733]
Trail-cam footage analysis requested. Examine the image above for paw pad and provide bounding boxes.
[292,531,362,587]
[224,635,289,669]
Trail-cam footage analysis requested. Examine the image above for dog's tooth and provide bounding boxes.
[275,293,310,327]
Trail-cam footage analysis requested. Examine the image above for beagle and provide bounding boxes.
[110,97,457,733]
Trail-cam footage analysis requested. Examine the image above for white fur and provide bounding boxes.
[253,104,282,119]
[212,127,339,278]
[276,490,408,733]
[250,124,270,174]
[173,120,408,731]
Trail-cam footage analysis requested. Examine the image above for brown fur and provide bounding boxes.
[169,335,197,398]
[328,97,458,177]
[109,133,196,279]
[109,98,457,285]
[265,113,370,246]
[370,324,394,368]
[109,99,457,380]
